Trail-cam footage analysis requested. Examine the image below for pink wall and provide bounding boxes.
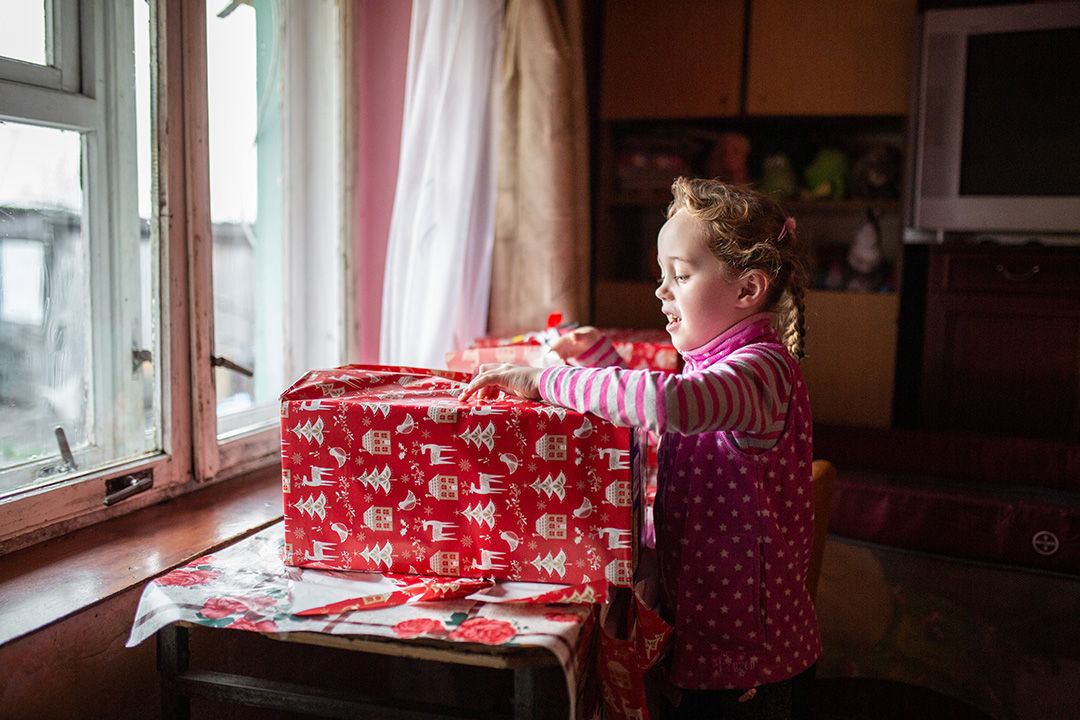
[352,0,412,362]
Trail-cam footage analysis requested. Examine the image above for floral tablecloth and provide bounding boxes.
[126,522,598,718]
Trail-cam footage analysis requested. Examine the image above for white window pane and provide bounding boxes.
[0,123,89,484]
[207,0,284,437]
[0,0,47,65]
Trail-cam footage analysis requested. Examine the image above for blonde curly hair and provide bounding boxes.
[666,177,809,360]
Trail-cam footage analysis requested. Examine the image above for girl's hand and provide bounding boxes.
[459,363,543,402]
[549,326,602,362]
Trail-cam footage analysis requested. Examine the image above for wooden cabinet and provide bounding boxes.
[746,0,917,116]
[599,0,744,120]
[920,245,1080,442]
[599,0,917,120]
[802,289,899,428]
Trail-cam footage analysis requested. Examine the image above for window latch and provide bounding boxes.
[104,470,154,506]
[211,355,254,377]
[54,426,77,472]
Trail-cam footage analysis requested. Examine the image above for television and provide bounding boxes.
[910,2,1080,238]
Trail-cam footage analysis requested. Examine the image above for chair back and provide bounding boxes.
[807,460,837,598]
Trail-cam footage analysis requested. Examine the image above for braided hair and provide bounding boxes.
[667,177,809,360]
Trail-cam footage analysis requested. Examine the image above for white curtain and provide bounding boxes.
[379,0,503,367]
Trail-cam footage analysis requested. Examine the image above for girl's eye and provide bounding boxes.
[674,275,688,283]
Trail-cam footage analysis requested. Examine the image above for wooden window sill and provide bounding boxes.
[0,466,283,647]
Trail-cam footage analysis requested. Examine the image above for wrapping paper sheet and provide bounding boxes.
[126,522,599,718]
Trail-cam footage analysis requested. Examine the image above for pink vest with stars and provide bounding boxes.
[653,317,820,690]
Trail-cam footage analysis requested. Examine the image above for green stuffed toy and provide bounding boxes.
[760,153,798,200]
[802,147,850,200]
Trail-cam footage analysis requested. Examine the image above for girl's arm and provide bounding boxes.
[539,344,794,438]
[550,327,626,368]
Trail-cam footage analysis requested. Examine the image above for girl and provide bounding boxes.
[461,177,819,718]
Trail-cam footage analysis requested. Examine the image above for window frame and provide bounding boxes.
[0,0,350,554]
[0,0,81,91]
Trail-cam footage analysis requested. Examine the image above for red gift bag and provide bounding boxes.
[596,553,672,720]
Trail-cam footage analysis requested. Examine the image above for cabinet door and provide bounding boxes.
[600,0,744,119]
[920,249,1080,442]
[746,0,916,116]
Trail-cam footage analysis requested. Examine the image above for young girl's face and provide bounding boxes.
[655,209,755,352]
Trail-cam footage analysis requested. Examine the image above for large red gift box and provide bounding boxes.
[280,365,644,587]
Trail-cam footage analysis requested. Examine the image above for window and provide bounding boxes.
[0,2,151,501]
[0,0,345,550]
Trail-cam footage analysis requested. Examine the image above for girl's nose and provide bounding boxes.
[655,280,670,300]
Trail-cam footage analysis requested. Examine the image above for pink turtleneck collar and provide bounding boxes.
[681,313,778,372]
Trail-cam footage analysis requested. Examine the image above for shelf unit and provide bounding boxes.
[591,119,907,428]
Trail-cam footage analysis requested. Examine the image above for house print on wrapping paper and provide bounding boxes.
[279,364,645,585]
[429,475,458,500]
[536,513,568,540]
[535,433,567,461]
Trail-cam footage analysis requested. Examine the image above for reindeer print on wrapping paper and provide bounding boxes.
[468,474,505,495]
[422,520,458,541]
[471,548,506,571]
[419,444,455,465]
[597,527,632,550]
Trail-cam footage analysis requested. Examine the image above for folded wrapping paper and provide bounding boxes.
[280,365,644,587]
[288,568,493,615]
[288,567,613,616]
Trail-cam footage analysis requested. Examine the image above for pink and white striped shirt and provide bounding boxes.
[539,313,820,690]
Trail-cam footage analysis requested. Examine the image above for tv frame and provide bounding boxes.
[910,2,1080,236]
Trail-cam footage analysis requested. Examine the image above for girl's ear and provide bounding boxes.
[736,269,771,309]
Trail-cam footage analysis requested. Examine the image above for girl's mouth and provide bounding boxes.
[664,312,681,332]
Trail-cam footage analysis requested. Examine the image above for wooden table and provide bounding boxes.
[156,622,572,719]
[129,523,595,719]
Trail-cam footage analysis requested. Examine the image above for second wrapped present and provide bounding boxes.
[281,365,644,586]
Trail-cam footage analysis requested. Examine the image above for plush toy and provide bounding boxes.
[709,132,751,184]
[850,144,902,200]
[760,153,798,200]
[802,147,850,200]
[845,209,887,292]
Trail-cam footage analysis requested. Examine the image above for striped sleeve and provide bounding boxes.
[538,344,793,438]
[572,337,625,368]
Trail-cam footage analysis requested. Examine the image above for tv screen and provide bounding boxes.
[960,28,1080,197]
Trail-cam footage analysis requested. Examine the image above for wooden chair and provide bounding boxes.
[806,460,837,598]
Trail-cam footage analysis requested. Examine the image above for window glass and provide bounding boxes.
[135,0,158,442]
[207,0,284,437]
[0,2,157,499]
[0,1,47,65]
[0,123,89,490]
